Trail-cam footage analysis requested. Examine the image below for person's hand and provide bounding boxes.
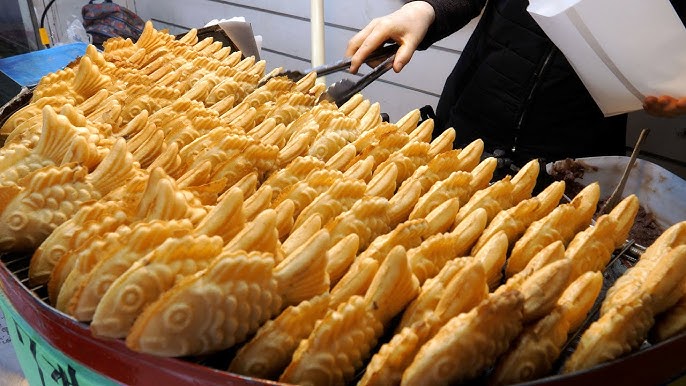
[643,95,686,118]
[345,1,435,74]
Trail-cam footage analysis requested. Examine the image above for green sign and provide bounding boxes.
[0,291,120,386]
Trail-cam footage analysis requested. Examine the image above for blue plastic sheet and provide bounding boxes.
[0,42,88,87]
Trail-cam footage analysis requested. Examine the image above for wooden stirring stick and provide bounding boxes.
[598,128,651,216]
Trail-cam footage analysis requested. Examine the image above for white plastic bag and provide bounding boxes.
[528,0,686,116]
[66,17,92,44]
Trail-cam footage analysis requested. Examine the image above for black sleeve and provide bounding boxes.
[411,0,488,50]
[671,0,686,27]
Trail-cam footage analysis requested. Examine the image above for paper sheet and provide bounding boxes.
[528,0,686,116]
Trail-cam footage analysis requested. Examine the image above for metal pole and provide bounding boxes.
[310,0,325,84]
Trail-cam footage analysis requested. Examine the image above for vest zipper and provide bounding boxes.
[512,46,557,153]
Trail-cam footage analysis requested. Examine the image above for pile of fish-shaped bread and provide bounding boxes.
[0,21,685,386]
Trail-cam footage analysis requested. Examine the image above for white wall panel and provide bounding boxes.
[143,0,478,52]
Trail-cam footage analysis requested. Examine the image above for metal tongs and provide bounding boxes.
[260,43,399,106]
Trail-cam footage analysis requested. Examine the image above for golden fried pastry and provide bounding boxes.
[58,219,194,316]
[472,181,565,255]
[280,246,418,386]
[126,249,281,356]
[242,184,272,221]
[452,138,485,173]
[566,245,686,372]
[273,229,331,307]
[510,159,539,204]
[453,176,514,228]
[495,240,566,296]
[359,102,382,132]
[491,271,603,385]
[361,259,488,386]
[518,258,573,322]
[263,156,325,196]
[308,116,360,162]
[395,109,421,134]
[563,294,654,373]
[274,199,296,239]
[350,121,400,156]
[409,208,488,284]
[403,290,524,386]
[330,257,380,306]
[326,196,391,250]
[282,213,321,255]
[277,125,320,168]
[365,162,398,199]
[376,141,431,185]
[652,285,686,342]
[385,179,423,231]
[409,171,471,220]
[29,200,130,285]
[193,187,245,242]
[229,293,332,380]
[280,295,382,385]
[128,230,329,357]
[566,195,638,280]
[466,157,495,194]
[423,197,461,236]
[336,93,364,116]
[247,118,286,148]
[347,98,372,121]
[326,143,357,172]
[399,258,487,331]
[326,233,360,286]
[90,234,223,337]
[398,259,469,332]
[360,219,429,264]
[505,182,600,278]
[347,130,409,172]
[0,143,135,253]
[361,322,433,386]
[1,105,102,185]
[474,230,508,290]
[558,271,604,333]
[603,222,686,314]
[293,176,366,230]
[639,244,686,315]
[223,209,279,256]
[408,119,433,143]
[428,127,456,158]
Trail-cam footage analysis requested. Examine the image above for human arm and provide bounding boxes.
[345,0,486,74]
[643,95,686,118]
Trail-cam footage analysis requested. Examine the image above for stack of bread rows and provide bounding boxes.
[0,21,684,386]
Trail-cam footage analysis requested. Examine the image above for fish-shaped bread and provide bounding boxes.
[602,221,686,315]
[409,208,488,284]
[0,138,136,252]
[402,290,524,386]
[564,244,686,372]
[505,182,599,278]
[126,229,330,356]
[490,271,603,385]
[471,181,565,255]
[280,246,419,385]
[90,234,223,338]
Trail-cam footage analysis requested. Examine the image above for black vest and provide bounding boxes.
[434,0,627,163]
